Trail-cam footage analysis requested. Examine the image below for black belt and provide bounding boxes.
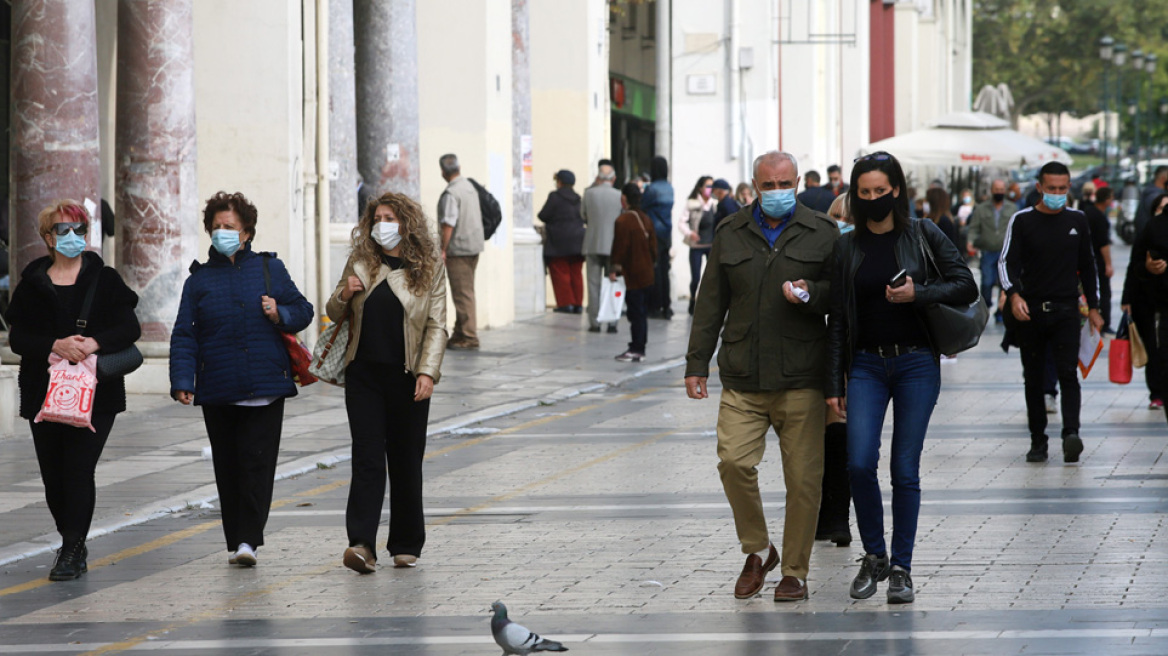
[1032,300,1078,312]
[859,344,925,358]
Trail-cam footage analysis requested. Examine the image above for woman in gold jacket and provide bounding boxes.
[327,192,447,574]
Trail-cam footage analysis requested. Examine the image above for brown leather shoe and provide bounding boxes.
[342,545,377,574]
[733,544,779,599]
[773,575,808,601]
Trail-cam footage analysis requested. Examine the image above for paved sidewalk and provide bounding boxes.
[0,305,695,567]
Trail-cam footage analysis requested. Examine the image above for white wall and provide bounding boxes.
[418,0,515,329]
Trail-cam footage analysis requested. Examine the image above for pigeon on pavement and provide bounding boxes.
[490,601,569,654]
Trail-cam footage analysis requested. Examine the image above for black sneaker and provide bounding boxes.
[850,553,889,599]
[49,541,87,581]
[606,325,618,334]
[886,565,914,604]
[1062,432,1083,463]
[614,351,644,362]
[1026,435,1049,463]
[588,325,601,333]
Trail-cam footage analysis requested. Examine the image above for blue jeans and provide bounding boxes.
[979,251,1000,311]
[846,350,940,571]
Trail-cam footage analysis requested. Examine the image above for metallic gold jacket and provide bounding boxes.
[326,255,448,383]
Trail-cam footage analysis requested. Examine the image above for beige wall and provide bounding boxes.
[418,0,515,329]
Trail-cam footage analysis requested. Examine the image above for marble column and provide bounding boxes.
[354,0,420,198]
[114,0,198,344]
[329,0,359,223]
[511,0,544,318]
[10,0,102,283]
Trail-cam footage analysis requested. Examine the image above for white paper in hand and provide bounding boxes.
[1078,321,1103,378]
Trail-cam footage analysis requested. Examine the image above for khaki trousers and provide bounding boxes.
[445,254,479,343]
[717,387,825,579]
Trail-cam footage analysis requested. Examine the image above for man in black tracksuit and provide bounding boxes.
[999,161,1104,464]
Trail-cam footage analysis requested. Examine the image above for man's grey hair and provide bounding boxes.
[752,151,799,179]
[991,178,1007,187]
[439,154,460,176]
[598,165,616,182]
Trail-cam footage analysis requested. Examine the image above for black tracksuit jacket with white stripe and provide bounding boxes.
[998,206,1099,309]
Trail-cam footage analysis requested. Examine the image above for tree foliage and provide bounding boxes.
[973,0,1168,128]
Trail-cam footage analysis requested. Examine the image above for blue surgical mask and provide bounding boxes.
[759,188,796,217]
[212,229,241,256]
[835,220,854,235]
[54,230,86,259]
[1042,193,1066,211]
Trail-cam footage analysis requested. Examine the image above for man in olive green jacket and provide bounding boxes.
[685,151,837,602]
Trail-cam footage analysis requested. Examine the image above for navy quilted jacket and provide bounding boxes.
[169,245,314,405]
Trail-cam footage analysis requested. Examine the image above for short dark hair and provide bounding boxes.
[1037,161,1071,183]
[1154,166,1168,183]
[202,191,258,238]
[827,164,842,175]
[1095,186,1114,204]
[650,156,669,181]
[805,170,821,185]
[848,152,910,233]
[621,182,642,209]
[598,158,614,169]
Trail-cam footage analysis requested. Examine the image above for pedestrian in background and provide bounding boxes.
[680,175,715,316]
[827,152,977,604]
[1000,161,1103,464]
[925,188,960,250]
[583,162,624,333]
[170,191,314,568]
[827,164,848,197]
[539,169,586,314]
[966,179,1013,319]
[609,183,657,362]
[641,156,675,319]
[1084,186,1115,333]
[734,182,755,208]
[437,154,484,350]
[5,200,141,581]
[686,150,838,603]
[1122,193,1168,410]
[713,179,742,228]
[817,193,852,548]
[797,170,836,214]
[1134,166,1167,239]
[329,192,447,574]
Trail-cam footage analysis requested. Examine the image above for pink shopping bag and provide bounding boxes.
[34,354,98,432]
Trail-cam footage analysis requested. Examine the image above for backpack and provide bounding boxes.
[467,178,502,240]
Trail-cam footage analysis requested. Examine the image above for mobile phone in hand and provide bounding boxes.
[890,269,908,288]
[1150,250,1163,261]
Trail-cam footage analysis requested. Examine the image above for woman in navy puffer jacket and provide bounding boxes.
[169,191,313,567]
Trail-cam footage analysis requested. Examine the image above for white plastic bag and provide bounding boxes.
[596,276,627,324]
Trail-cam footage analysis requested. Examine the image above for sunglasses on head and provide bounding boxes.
[52,222,88,236]
[854,153,893,163]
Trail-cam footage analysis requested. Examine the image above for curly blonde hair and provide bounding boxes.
[351,192,438,295]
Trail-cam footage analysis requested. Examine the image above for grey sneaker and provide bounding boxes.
[850,553,889,599]
[886,565,914,604]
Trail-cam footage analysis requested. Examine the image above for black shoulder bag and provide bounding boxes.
[78,272,144,381]
[916,221,989,355]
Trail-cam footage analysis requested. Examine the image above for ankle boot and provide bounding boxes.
[49,540,88,581]
[1026,435,1049,463]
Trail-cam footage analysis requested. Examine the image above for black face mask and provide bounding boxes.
[853,192,897,223]
[992,193,1005,203]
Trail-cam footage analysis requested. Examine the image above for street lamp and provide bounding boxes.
[1133,50,1145,164]
[1114,44,1128,165]
[1146,54,1158,168]
[1100,36,1114,171]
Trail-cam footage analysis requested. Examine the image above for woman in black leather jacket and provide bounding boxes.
[825,152,977,605]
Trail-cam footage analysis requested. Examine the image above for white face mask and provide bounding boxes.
[372,222,402,250]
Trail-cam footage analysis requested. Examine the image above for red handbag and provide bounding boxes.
[263,256,318,386]
[1109,314,1132,385]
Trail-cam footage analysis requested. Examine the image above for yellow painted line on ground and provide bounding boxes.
[1,386,659,603]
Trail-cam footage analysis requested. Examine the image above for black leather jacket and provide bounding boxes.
[826,218,978,398]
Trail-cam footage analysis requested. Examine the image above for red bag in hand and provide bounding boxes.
[282,333,318,386]
[35,354,99,432]
[1109,314,1133,385]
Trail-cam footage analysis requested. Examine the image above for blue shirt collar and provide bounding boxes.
[752,202,794,247]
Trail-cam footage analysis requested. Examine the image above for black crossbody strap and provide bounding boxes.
[261,254,272,296]
[916,221,941,283]
[76,267,100,334]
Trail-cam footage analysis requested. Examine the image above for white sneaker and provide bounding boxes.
[233,543,257,567]
[1044,394,1057,414]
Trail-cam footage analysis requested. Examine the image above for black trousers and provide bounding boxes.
[1016,305,1081,440]
[1098,273,1113,332]
[202,399,285,551]
[344,361,430,558]
[817,421,851,532]
[625,286,649,354]
[30,413,116,545]
[1131,302,1165,402]
[650,237,671,314]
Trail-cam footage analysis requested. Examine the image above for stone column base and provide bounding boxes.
[0,365,17,438]
[513,226,545,320]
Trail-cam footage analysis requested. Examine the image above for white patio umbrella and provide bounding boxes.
[857,112,1073,169]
